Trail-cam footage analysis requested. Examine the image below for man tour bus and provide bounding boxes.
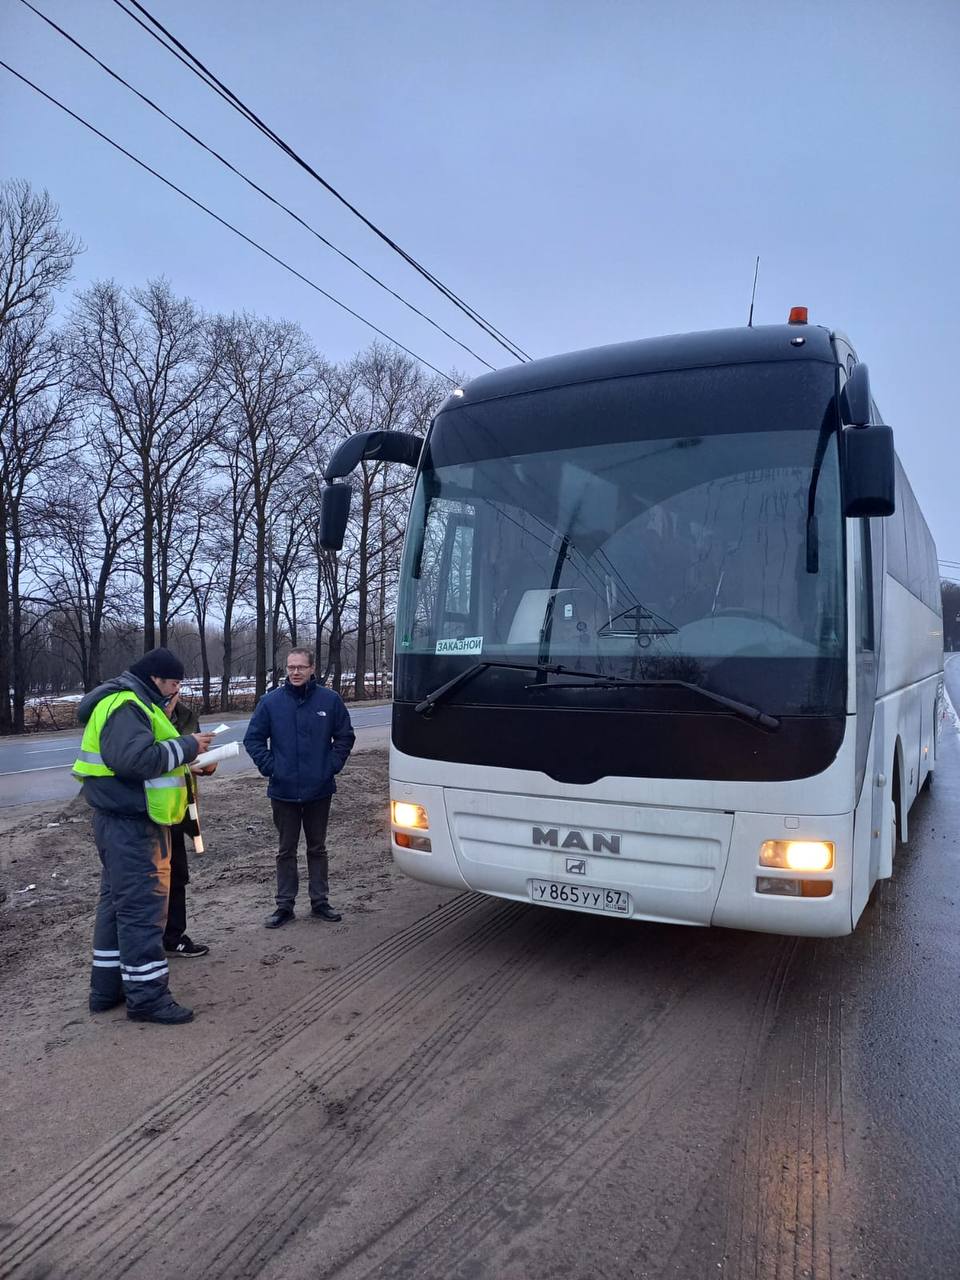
[320,312,942,936]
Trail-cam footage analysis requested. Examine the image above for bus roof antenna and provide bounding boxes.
[747,256,760,327]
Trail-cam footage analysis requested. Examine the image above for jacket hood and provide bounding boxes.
[76,671,166,725]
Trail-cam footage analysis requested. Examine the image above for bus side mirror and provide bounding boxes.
[318,483,352,550]
[842,425,895,517]
[323,429,422,481]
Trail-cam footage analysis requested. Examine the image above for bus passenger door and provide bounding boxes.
[853,517,886,888]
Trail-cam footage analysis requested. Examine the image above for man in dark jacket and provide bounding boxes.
[73,648,214,1024]
[243,648,355,928]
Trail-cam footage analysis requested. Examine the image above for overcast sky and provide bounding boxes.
[2,0,958,564]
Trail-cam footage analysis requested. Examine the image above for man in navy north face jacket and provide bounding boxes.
[243,648,355,928]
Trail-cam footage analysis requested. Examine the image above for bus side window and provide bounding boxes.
[855,518,875,651]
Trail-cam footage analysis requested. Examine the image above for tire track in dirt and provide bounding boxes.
[0,893,487,1280]
[688,937,845,1280]
[96,899,551,1280]
[570,936,798,1188]
[1,910,854,1280]
[196,904,578,1280]
[54,901,523,1278]
[612,934,801,1279]
[213,911,701,1280]
[360,1036,696,1279]
[327,934,799,1280]
[648,934,799,1278]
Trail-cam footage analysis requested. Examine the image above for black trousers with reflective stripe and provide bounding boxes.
[90,812,172,1013]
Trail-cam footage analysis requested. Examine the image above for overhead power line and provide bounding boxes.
[18,0,497,372]
[0,60,455,382]
[110,0,533,364]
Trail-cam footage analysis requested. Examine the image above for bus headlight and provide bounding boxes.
[391,801,429,830]
[759,840,834,872]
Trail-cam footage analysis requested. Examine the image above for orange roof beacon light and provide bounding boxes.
[788,306,809,325]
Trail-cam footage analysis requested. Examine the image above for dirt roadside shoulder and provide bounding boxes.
[0,743,459,1212]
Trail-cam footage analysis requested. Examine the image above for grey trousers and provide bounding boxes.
[271,796,332,911]
[90,812,172,1013]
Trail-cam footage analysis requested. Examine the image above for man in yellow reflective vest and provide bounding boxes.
[73,648,214,1024]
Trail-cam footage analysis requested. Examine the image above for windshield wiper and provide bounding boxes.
[416,661,780,730]
[416,660,611,716]
[525,672,780,731]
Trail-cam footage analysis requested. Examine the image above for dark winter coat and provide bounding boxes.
[243,678,355,803]
[75,672,201,817]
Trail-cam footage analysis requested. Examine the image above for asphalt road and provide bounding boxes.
[0,702,393,808]
[1,668,958,1277]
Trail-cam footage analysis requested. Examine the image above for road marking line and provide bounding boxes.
[25,746,76,754]
[1,764,75,775]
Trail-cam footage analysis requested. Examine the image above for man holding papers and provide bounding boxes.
[72,647,214,1025]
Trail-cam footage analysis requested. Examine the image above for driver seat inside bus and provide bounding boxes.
[506,588,604,652]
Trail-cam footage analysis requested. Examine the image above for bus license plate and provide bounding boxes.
[528,879,631,915]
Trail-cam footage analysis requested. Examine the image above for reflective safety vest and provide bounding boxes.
[72,690,189,825]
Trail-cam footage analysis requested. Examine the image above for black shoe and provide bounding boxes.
[165,935,210,958]
[264,908,295,929]
[311,902,342,922]
[127,998,194,1025]
[89,992,123,1013]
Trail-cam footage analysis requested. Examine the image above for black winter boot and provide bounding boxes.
[127,997,194,1025]
[89,992,124,1013]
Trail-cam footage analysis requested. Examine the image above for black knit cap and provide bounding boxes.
[129,647,185,682]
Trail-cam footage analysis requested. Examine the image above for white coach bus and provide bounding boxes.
[321,314,942,936]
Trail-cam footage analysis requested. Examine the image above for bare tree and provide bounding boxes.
[0,181,79,335]
[210,423,256,709]
[35,443,140,690]
[214,313,325,699]
[0,343,78,728]
[69,279,224,651]
[0,181,80,731]
[268,467,316,660]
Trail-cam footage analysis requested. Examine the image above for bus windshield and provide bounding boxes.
[395,361,845,717]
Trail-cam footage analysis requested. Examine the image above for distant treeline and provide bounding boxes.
[1,180,456,733]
